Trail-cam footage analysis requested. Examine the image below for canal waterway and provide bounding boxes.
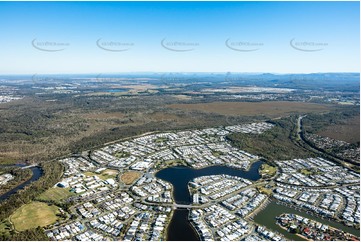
[254,200,360,240]
[156,161,264,240]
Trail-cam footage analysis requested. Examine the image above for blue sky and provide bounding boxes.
[0,1,359,74]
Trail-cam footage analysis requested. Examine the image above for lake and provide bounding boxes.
[156,161,264,240]
[156,161,263,204]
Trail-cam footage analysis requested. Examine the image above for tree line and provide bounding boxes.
[0,161,64,240]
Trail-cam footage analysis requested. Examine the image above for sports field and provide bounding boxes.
[10,202,60,231]
[36,187,73,203]
[121,171,141,185]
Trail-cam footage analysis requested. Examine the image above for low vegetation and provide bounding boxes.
[0,168,32,195]
[36,187,73,203]
[84,169,118,180]
[299,168,319,176]
[114,151,131,158]
[256,186,273,196]
[227,117,315,161]
[10,202,60,231]
[0,227,48,241]
[168,101,335,117]
[154,159,188,170]
[259,163,277,178]
[302,107,360,143]
[120,171,141,185]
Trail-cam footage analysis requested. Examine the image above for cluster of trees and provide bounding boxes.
[0,161,63,240]
[0,168,32,195]
[0,227,48,241]
[302,106,359,134]
[301,107,360,167]
[227,116,315,161]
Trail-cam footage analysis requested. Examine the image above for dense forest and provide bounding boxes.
[302,106,359,135]
[227,116,316,161]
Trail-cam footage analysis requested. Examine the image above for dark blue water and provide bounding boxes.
[156,161,263,204]
[0,166,43,202]
[155,161,263,241]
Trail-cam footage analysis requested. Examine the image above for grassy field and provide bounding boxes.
[114,151,131,158]
[317,115,360,143]
[168,101,335,117]
[10,202,60,231]
[299,168,319,176]
[36,187,73,203]
[84,169,118,180]
[120,171,141,185]
[260,163,277,177]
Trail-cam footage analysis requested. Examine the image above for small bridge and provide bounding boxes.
[173,203,206,209]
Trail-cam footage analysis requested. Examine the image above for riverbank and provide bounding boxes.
[0,165,34,197]
[0,167,43,202]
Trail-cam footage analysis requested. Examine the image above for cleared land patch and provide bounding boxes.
[317,115,360,143]
[120,171,141,185]
[84,169,118,180]
[10,202,60,231]
[36,187,73,203]
[168,101,335,117]
[172,95,192,100]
